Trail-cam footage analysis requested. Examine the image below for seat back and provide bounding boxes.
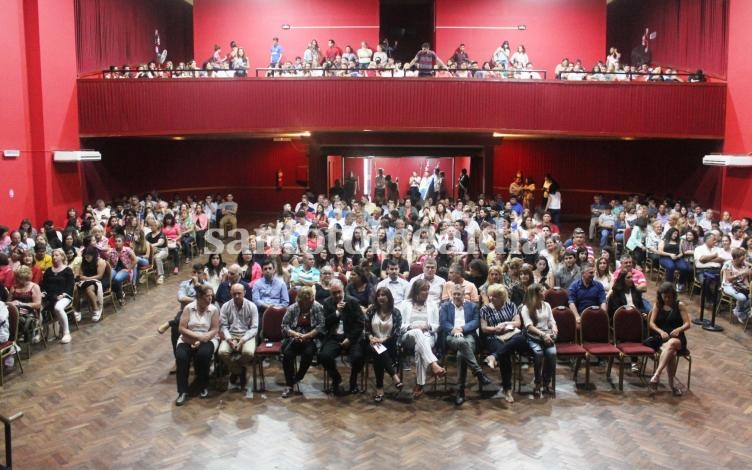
[581,306,610,343]
[612,306,643,343]
[552,306,578,344]
[261,306,286,342]
[288,288,297,304]
[544,287,568,308]
[7,303,20,344]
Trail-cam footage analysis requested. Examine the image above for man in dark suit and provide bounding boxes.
[318,279,366,395]
[439,285,492,406]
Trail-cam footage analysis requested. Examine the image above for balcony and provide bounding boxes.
[77,78,726,139]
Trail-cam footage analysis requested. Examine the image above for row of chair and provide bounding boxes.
[242,300,690,397]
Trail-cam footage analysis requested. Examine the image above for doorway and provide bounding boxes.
[379,0,435,64]
[328,155,470,202]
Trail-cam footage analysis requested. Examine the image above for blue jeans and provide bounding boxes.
[722,283,750,318]
[111,268,131,297]
[600,228,612,248]
[527,337,557,385]
[133,257,150,283]
[659,257,690,284]
[181,234,195,259]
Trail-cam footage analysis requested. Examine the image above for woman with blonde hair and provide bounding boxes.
[480,284,529,402]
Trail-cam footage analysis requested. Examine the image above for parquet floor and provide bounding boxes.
[1,218,751,469]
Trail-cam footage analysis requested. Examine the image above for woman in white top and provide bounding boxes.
[510,45,529,67]
[366,287,404,402]
[204,253,227,292]
[594,256,614,294]
[372,44,387,65]
[357,41,373,69]
[718,234,734,263]
[399,280,446,399]
[520,283,557,397]
[175,284,219,406]
[721,247,751,323]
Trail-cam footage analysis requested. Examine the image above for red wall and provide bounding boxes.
[435,0,606,75]
[26,0,84,226]
[0,0,34,227]
[720,0,752,217]
[81,139,309,214]
[0,0,83,228]
[75,0,194,74]
[193,0,379,75]
[493,139,722,217]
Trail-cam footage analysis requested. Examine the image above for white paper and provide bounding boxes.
[372,343,387,355]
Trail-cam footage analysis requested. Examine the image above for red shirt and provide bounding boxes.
[325,46,343,61]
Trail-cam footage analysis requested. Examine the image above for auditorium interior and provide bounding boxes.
[1,0,751,468]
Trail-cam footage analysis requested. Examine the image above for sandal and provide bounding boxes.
[413,385,424,400]
[648,378,659,395]
[671,386,683,397]
[374,394,384,403]
[395,381,404,391]
[533,385,541,398]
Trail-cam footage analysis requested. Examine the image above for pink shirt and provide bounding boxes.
[614,268,647,288]
[162,225,181,241]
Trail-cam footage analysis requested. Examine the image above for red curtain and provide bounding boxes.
[493,139,722,215]
[608,0,729,77]
[77,79,727,139]
[75,0,193,74]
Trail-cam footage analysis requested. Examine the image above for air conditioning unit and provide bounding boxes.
[702,154,752,167]
[53,150,102,162]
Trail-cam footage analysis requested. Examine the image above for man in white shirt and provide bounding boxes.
[694,233,725,283]
[407,258,445,305]
[377,259,409,303]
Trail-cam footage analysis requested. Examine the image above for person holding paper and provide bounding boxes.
[366,287,404,402]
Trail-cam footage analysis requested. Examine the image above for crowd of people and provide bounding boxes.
[101,36,703,82]
[2,173,750,403]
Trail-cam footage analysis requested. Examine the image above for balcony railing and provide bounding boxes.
[77,77,726,139]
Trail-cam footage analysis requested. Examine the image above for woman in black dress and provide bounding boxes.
[647,282,690,396]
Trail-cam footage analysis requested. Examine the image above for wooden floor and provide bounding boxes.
[1,219,751,469]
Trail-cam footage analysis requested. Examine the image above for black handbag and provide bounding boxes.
[643,335,662,351]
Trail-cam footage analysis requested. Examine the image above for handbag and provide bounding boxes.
[643,334,662,351]
[496,327,521,343]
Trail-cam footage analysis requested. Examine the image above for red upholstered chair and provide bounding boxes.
[580,306,623,389]
[0,304,24,386]
[288,288,297,305]
[544,287,569,308]
[612,306,656,390]
[408,263,423,280]
[252,306,286,391]
[551,306,589,394]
